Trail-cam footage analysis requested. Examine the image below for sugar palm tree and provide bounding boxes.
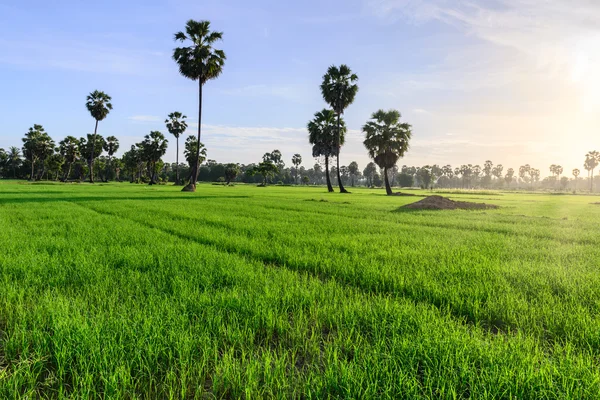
[308,109,346,193]
[8,146,21,178]
[363,110,412,195]
[165,112,188,185]
[321,64,358,193]
[58,136,80,181]
[573,168,580,192]
[291,153,302,184]
[86,90,112,183]
[585,151,600,192]
[103,136,119,181]
[173,19,226,192]
[140,131,168,185]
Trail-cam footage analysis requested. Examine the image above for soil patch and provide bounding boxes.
[391,192,417,196]
[402,195,499,210]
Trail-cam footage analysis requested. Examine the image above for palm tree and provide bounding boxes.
[292,154,302,184]
[58,136,80,181]
[165,112,188,185]
[321,64,358,193]
[103,136,120,181]
[573,168,580,192]
[140,131,168,185]
[22,124,54,181]
[86,90,112,183]
[8,146,21,178]
[585,151,600,192]
[348,161,359,187]
[362,109,412,195]
[173,20,226,192]
[308,109,346,192]
[184,135,208,172]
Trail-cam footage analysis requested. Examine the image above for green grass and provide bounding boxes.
[1,182,600,398]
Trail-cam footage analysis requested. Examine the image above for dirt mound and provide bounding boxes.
[402,195,499,210]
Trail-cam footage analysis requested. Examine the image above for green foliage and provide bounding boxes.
[173,20,226,84]
[183,136,207,170]
[86,90,113,122]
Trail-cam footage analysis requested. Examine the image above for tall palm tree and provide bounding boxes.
[103,136,119,181]
[165,112,188,185]
[86,90,112,183]
[321,64,358,193]
[173,19,226,192]
[586,151,600,192]
[362,109,412,196]
[573,168,580,192]
[8,146,21,179]
[308,109,346,193]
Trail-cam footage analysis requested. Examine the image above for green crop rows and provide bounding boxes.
[1,182,600,398]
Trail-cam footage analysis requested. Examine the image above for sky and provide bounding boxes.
[1,0,600,176]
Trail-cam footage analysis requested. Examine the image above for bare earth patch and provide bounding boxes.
[402,195,499,210]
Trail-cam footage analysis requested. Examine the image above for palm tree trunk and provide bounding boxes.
[63,163,72,182]
[107,155,112,182]
[183,81,203,192]
[89,119,99,183]
[335,114,348,193]
[325,156,334,192]
[592,169,595,192]
[384,166,393,195]
[176,138,180,185]
[30,159,35,181]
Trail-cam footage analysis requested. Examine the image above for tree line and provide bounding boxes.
[1,18,598,194]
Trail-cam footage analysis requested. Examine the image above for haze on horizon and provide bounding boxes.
[1,0,599,176]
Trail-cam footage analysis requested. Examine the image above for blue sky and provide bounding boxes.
[1,0,599,174]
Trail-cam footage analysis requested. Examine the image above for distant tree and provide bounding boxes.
[471,165,481,186]
[22,124,54,181]
[85,90,112,183]
[505,168,515,186]
[291,153,302,184]
[363,162,377,187]
[397,173,414,187]
[140,131,168,185]
[321,64,358,193]
[560,176,569,190]
[184,135,207,177]
[249,160,278,186]
[573,168,580,192]
[362,109,412,195]
[123,145,141,182]
[348,161,360,187]
[174,20,226,192]
[417,165,433,189]
[308,109,345,192]
[302,176,310,185]
[519,164,531,187]
[113,158,124,182]
[224,163,240,185]
[492,164,503,182]
[79,134,105,181]
[165,112,188,184]
[585,151,600,192]
[8,146,21,179]
[103,136,120,181]
[529,168,540,189]
[45,153,64,181]
[58,136,80,181]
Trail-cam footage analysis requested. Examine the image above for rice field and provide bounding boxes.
[1,182,600,398]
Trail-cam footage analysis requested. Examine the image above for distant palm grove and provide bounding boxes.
[1,18,599,194]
